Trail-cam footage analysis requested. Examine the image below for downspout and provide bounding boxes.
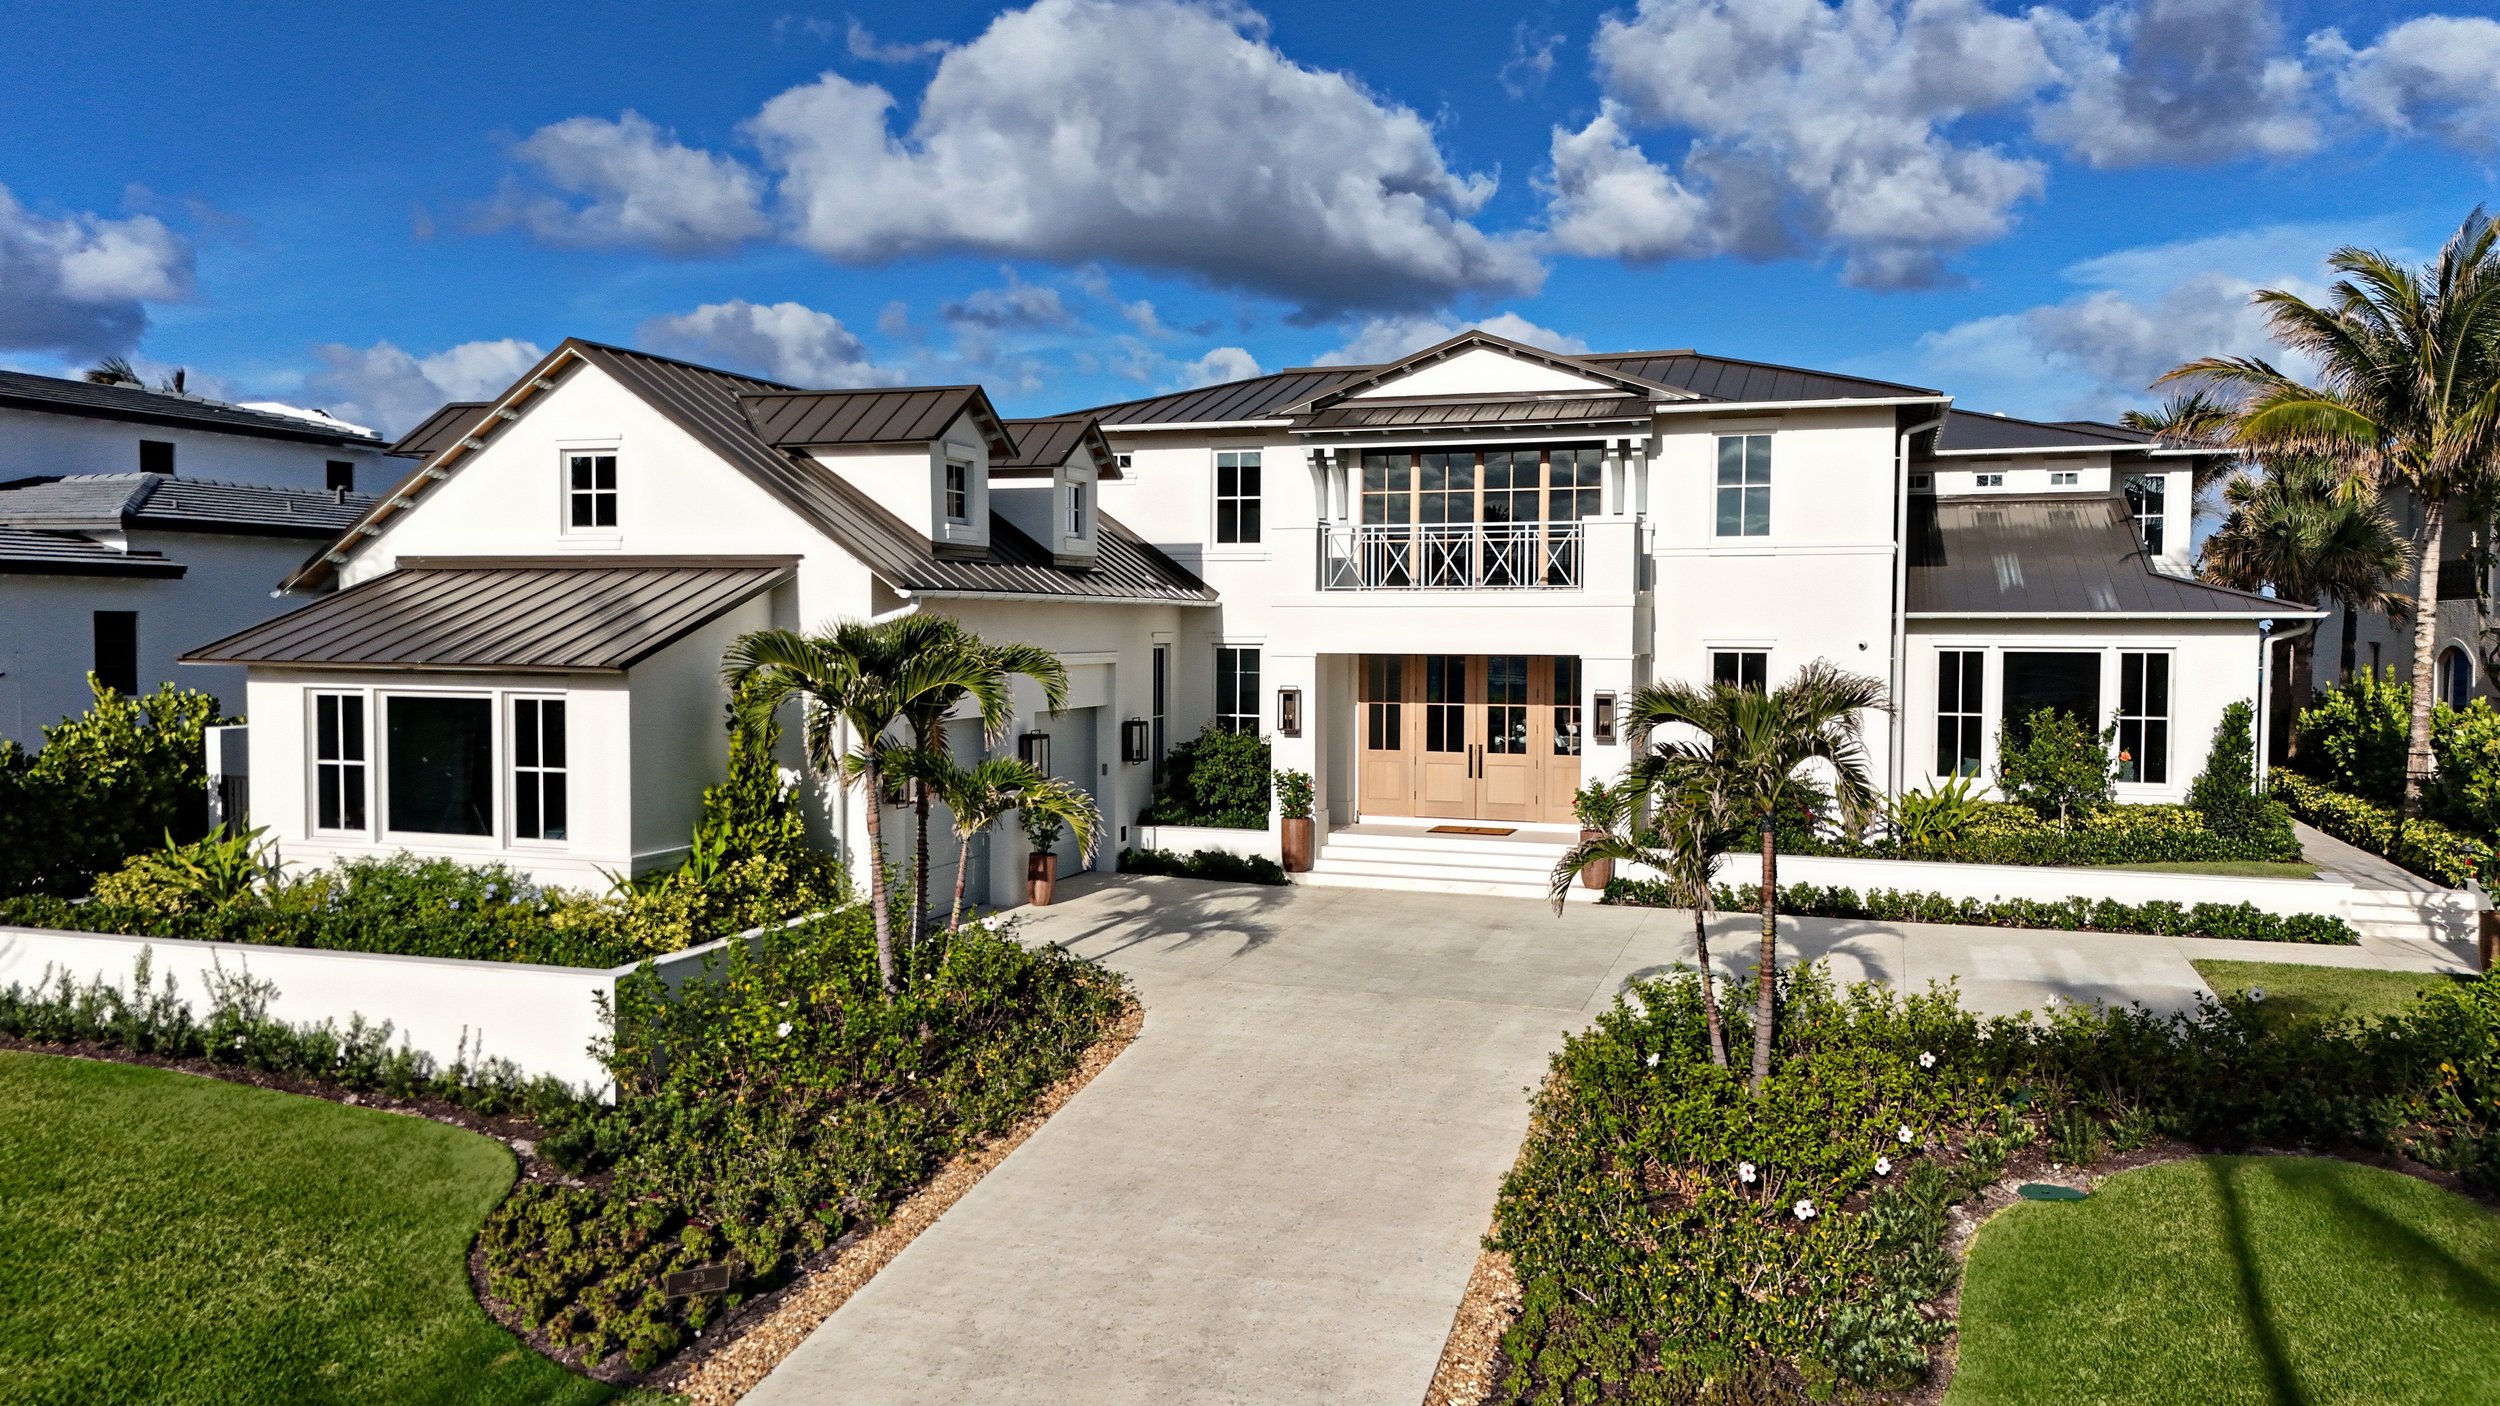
[1890,407,1948,799]
[2256,618,2315,786]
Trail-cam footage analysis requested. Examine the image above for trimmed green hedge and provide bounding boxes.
[1787,800,2302,868]
[2270,770,2492,888]
[1118,845,1288,886]
[1603,877,2358,945]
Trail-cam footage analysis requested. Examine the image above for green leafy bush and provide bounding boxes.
[1886,776,1984,850]
[1790,799,2300,867]
[476,907,1127,1371]
[0,679,231,898]
[1272,768,1313,821]
[2269,770,2493,887]
[2190,700,2298,853]
[2296,666,2414,803]
[1489,963,2500,1403]
[1994,708,2116,827]
[1607,878,2358,945]
[1139,726,1270,828]
[2429,698,2500,836]
[1117,845,1289,885]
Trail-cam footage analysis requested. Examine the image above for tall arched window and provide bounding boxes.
[2439,646,2474,708]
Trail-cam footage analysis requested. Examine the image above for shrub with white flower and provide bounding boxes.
[776,1021,793,1039]
[1918,1051,1936,1070]
[1645,1051,1659,1067]
[1898,1125,1915,1145]
[2250,987,2266,1002]
[1738,1161,1758,1184]
[1792,1199,1817,1221]
[1874,1156,1891,1176]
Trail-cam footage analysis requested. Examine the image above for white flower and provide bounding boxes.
[1918,1051,1936,1070]
[447,899,460,911]
[1875,1156,1892,1176]
[1645,1051,1659,1068]
[777,766,803,797]
[1898,1125,1915,1145]
[2249,988,2265,1002]
[484,883,499,898]
[1792,1199,1817,1221]
[1738,1161,1758,1184]
[2044,994,2060,1009]
[776,1021,793,1038]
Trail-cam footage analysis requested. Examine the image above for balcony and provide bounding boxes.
[1319,520,1585,591]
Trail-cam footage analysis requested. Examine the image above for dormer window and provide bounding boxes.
[566,451,618,531]
[944,460,972,523]
[1068,481,1089,538]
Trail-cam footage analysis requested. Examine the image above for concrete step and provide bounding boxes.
[1317,830,1581,862]
[1295,867,1597,902]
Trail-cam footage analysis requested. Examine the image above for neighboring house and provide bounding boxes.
[2312,479,2497,711]
[182,329,2307,899]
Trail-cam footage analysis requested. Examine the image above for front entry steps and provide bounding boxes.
[1299,820,1599,902]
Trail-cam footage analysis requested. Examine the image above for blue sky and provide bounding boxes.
[1,0,2495,435]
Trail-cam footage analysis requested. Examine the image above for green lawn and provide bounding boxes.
[2193,959,2471,1024]
[0,1051,610,1406]
[1950,1156,2500,1406]
[2087,859,2320,879]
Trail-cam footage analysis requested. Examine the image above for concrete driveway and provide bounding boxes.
[746,876,2476,1406]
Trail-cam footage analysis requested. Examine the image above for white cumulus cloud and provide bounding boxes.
[304,338,545,438]
[0,184,194,359]
[1172,345,1262,389]
[2031,0,2320,168]
[637,299,897,387]
[2318,14,2500,157]
[496,111,769,255]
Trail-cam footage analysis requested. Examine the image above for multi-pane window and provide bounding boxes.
[1974,472,2005,487]
[2116,652,2170,784]
[1067,481,1087,537]
[1425,654,1466,753]
[1714,434,1771,537]
[313,693,367,832]
[567,451,618,530]
[512,698,568,842]
[1150,644,1169,781]
[1712,650,1768,692]
[1935,651,1984,779]
[1486,655,1530,755]
[1552,656,1583,756]
[92,611,137,697]
[1215,646,1260,733]
[1363,654,1404,750]
[2050,470,2078,486]
[944,461,971,522]
[2126,474,2167,556]
[1215,450,1262,543]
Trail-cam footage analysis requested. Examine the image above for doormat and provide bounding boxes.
[1429,825,1517,837]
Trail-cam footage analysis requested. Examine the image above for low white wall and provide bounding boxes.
[0,920,796,1098]
[1132,821,1279,863]
[1688,852,2356,920]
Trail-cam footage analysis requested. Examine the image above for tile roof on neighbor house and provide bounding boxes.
[288,340,1214,607]
[995,415,1121,477]
[0,525,184,577]
[185,558,797,673]
[1907,494,2310,617]
[389,402,491,458]
[0,474,376,538]
[0,368,385,446]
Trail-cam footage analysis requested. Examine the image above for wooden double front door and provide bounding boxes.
[1358,654,1583,823]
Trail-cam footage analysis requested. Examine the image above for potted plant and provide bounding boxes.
[1023,806,1064,906]
[1275,768,1315,872]
[1573,779,1628,889]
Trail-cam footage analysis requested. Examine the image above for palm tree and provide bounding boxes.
[895,619,1066,945]
[2199,456,2413,753]
[1550,776,1736,1067]
[927,755,1095,933]
[84,355,143,388]
[1620,661,1887,1089]
[2163,208,2500,814]
[723,619,1014,993]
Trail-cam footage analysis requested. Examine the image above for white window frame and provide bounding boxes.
[1710,649,1768,691]
[1935,650,1984,779]
[510,695,570,846]
[2049,470,2078,486]
[2115,651,2171,786]
[309,689,372,837]
[943,459,972,523]
[375,688,503,850]
[1713,434,1771,538]
[1974,472,2005,488]
[1214,450,1262,545]
[1067,479,1089,539]
[561,445,621,537]
[2127,473,2167,556]
[1215,645,1261,734]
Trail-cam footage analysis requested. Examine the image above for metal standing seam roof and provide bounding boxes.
[1907,494,2305,617]
[1298,395,1656,432]
[995,415,1120,477]
[900,511,1216,604]
[1933,410,2159,454]
[0,474,376,537]
[0,525,183,577]
[389,402,492,458]
[0,368,384,446]
[182,558,796,672]
[741,386,1015,458]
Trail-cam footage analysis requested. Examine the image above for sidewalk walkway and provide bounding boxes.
[2294,818,2445,893]
[745,876,2480,1406]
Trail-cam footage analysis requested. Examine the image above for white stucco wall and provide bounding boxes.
[0,403,389,492]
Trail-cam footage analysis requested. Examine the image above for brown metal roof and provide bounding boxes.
[389,402,491,458]
[901,512,1215,604]
[1298,395,1654,432]
[995,415,1120,478]
[0,526,184,577]
[1934,410,2151,454]
[1082,368,1357,426]
[184,558,794,672]
[1908,494,2300,617]
[740,386,1015,458]
[1278,329,1698,415]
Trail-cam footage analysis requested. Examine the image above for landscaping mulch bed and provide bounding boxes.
[1421,1242,1520,1406]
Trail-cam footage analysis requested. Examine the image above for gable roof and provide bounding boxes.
[0,368,385,447]
[1932,410,2153,455]
[1277,328,1697,415]
[390,402,491,458]
[741,386,1015,458]
[995,415,1120,478]
[1908,493,2311,618]
[280,339,1211,608]
[0,473,375,539]
[0,525,184,577]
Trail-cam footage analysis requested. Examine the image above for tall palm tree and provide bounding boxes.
[895,619,1066,944]
[1550,776,1736,1067]
[1620,662,1887,1090]
[2199,456,2413,751]
[724,619,1013,993]
[2164,208,2500,814]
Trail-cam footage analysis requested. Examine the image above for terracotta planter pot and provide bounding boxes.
[1579,827,1613,890]
[1281,816,1315,872]
[1027,852,1058,907]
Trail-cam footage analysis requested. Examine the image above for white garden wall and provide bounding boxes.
[1133,821,1280,863]
[1696,851,2355,919]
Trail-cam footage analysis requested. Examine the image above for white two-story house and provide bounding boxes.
[184,329,2302,902]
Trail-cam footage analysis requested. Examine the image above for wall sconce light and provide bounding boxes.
[1120,718,1151,765]
[1593,691,1618,746]
[1277,685,1303,737]
[1017,731,1051,775]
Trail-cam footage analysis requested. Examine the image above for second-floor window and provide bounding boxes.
[1216,450,1261,543]
[326,460,357,493]
[2127,473,2167,556]
[1714,434,1770,537]
[2050,470,2078,486]
[567,452,618,530]
[1068,481,1088,538]
[1712,650,1767,692]
[944,460,971,522]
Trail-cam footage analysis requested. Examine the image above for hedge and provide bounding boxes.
[1488,964,2500,1403]
[1603,877,2359,945]
[1117,845,1288,886]
[1787,800,2302,868]
[2270,770,2492,889]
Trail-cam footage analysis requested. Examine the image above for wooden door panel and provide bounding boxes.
[1540,655,1584,821]
[1478,654,1538,822]
[1357,653,1413,815]
[1415,652,1474,818]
